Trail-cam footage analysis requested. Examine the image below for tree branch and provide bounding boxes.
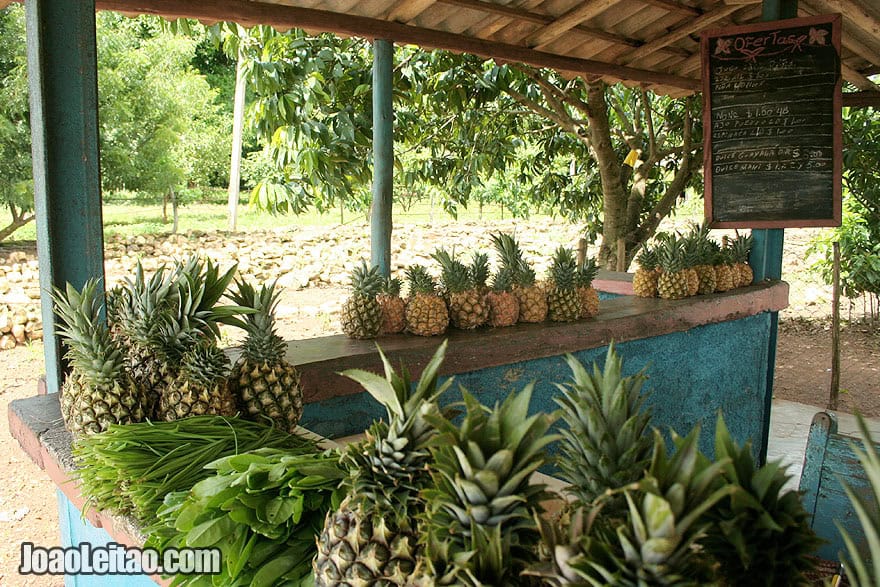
[642,88,657,161]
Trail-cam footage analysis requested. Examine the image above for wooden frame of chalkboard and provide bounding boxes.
[702,14,842,229]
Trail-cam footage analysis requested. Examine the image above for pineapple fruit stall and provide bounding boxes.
[8,243,796,586]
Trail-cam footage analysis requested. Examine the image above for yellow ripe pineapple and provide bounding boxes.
[547,246,581,322]
[633,246,659,298]
[577,256,600,318]
[404,265,449,336]
[432,248,489,329]
[657,239,690,300]
[486,266,519,327]
[731,233,755,287]
[712,241,736,292]
[341,261,384,339]
[377,276,406,334]
[682,235,701,297]
[492,232,547,323]
[226,280,303,433]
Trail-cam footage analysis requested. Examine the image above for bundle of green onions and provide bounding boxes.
[72,416,322,524]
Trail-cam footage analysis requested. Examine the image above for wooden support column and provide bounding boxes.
[371,39,394,277]
[26,0,105,394]
[754,0,796,462]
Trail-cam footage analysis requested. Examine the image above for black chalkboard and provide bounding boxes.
[702,15,842,228]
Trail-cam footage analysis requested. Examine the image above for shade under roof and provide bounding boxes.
[4,0,879,98]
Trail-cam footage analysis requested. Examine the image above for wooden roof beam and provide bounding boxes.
[385,0,436,23]
[622,3,741,65]
[438,0,689,55]
[97,0,701,91]
[841,62,880,91]
[800,0,880,66]
[842,91,880,108]
[638,0,701,17]
[526,0,625,48]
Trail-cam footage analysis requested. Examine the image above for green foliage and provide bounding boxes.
[146,448,344,587]
[96,13,232,195]
[0,5,34,239]
[810,106,880,300]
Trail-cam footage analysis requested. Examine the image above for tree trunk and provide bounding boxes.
[171,188,179,234]
[0,205,35,242]
[585,82,628,270]
[227,50,247,232]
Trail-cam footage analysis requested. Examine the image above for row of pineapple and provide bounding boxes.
[341,232,601,339]
[52,256,305,437]
[633,225,754,300]
[308,342,823,586]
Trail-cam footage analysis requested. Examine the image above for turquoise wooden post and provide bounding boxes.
[26,0,105,394]
[754,0,797,462]
[371,39,394,277]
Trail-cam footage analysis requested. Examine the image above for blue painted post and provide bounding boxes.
[371,39,394,277]
[25,0,105,394]
[754,0,797,462]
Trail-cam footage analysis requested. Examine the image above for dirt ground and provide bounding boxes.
[0,225,877,585]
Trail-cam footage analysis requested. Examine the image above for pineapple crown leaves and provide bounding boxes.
[730,232,754,262]
[553,344,653,509]
[490,265,516,293]
[704,414,821,585]
[179,340,231,386]
[52,279,126,387]
[491,232,536,287]
[635,246,658,271]
[338,341,451,510]
[421,384,559,583]
[347,260,384,297]
[111,261,177,347]
[549,246,578,290]
[838,415,880,587]
[576,256,600,288]
[379,275,402,297]
[225,279,287,364]
[469,252,490,289]
[406,264,439,296]
[657,238,685,273]
[432,248,474,293]
[171,256,253,335]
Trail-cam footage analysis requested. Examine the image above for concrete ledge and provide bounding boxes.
[289,280,788,403]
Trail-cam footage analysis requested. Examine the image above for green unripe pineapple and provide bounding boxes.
[341,261,384,339]
[159,340,237,421]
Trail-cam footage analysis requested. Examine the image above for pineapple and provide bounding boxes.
[52,279,148,436]
[656,239,690,300]
[341,261,384,339]
[632,246,659,298]
[486,266,520,327]
[554,345,652,511]
[693,226,718,296]
[713,241,736,292]
[226,280,303,433]
[704,415,821,586]
[112,256,241,419]
[682,234,701,297]
[432,248,488,329]
[731,233,754,287]
[314,342,450,586]
[547,246,581,322]
[377,276,406,335]
[404,265,449,337]
[492,232,547,323]
[535,426,731,586]
[158,340,238,421]
[470,251,491,297]
[420,384,556,585]
[577,256,600,319]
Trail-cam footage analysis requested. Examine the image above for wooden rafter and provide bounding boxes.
[800,0,880,66]
[621,3,740,65]
[438,0,690,56]
[526,0,625,48]
[841,62,880,91]
[97,0,701,91]
[842,91,880,108]
[385,0,436,23]
[638,0,701,17]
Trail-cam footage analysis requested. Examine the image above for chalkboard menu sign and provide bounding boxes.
[702,14,842,228]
